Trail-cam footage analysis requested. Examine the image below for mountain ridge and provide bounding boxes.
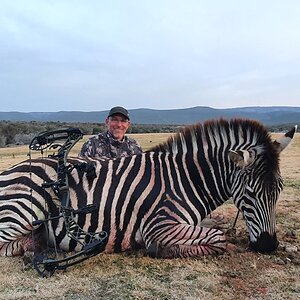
[1,106,300,126]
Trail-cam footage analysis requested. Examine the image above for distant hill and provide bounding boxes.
[1,106,300,126]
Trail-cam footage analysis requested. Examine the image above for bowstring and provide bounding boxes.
[30,135,60,260]
[46,136,59,258]
[29,144,49,255]
[28,148,34,255]
[42,139,51,256]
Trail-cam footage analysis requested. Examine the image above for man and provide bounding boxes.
[79,106,142,159]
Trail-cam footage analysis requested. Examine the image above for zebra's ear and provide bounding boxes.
[229,150,255,168]
[273,125,297,154]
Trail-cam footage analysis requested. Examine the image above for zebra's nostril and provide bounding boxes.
[249,232,279,253]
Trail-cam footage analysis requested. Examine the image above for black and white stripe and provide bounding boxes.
[0,119,295,257]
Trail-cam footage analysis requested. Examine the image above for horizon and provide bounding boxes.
[1,104,300,114]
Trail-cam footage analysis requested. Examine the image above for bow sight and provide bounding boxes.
[29,128,107,277]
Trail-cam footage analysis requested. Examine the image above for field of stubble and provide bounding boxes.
[0,132,299,300]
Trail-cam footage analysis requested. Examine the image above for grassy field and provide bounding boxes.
[0,133,171,173]
[0,132,299,300]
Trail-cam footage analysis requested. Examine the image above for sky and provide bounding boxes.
[1,0,300,112]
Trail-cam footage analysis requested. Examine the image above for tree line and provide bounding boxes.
[0,121,180,147]
[0,120,296,147]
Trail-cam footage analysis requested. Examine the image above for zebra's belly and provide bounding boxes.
[47,224,145,254]
[104,227,145,253]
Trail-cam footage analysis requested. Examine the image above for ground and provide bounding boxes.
[0,132,299,299]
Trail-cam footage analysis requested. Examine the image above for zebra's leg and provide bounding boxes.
[22,226,49,267]
[144,223,227,258]
[0,238,31,256]
[0,226,47,257]
[0,195,48,257]
[200,214,225,228]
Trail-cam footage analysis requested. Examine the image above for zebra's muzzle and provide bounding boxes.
[249,232,279,253]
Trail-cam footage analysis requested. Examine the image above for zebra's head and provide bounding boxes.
[229,125,297,253]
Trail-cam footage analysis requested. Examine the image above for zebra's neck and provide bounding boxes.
[147,119,274,216]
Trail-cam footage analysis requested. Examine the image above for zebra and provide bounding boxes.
[0,119,296,262]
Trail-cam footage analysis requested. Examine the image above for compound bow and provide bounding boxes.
[29,128,107,276]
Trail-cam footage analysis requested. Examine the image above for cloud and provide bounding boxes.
[0,0,299,111]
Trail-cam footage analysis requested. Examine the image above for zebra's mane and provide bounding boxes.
[148,118,279,171]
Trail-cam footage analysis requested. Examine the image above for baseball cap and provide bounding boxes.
[108,106,130,120]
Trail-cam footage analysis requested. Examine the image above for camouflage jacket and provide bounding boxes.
[79,131,142,159]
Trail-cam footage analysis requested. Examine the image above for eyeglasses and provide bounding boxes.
[109,117,129,124]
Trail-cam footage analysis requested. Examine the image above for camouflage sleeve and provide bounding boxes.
[128,138,143,154]
[134,141,143,154]
[79,134,113,159]
[78,140,94,158]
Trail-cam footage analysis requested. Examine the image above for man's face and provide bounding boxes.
[106,113,130,141]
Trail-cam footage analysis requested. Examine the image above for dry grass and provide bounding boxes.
[0,133,171,172]
[0,132,299,300]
